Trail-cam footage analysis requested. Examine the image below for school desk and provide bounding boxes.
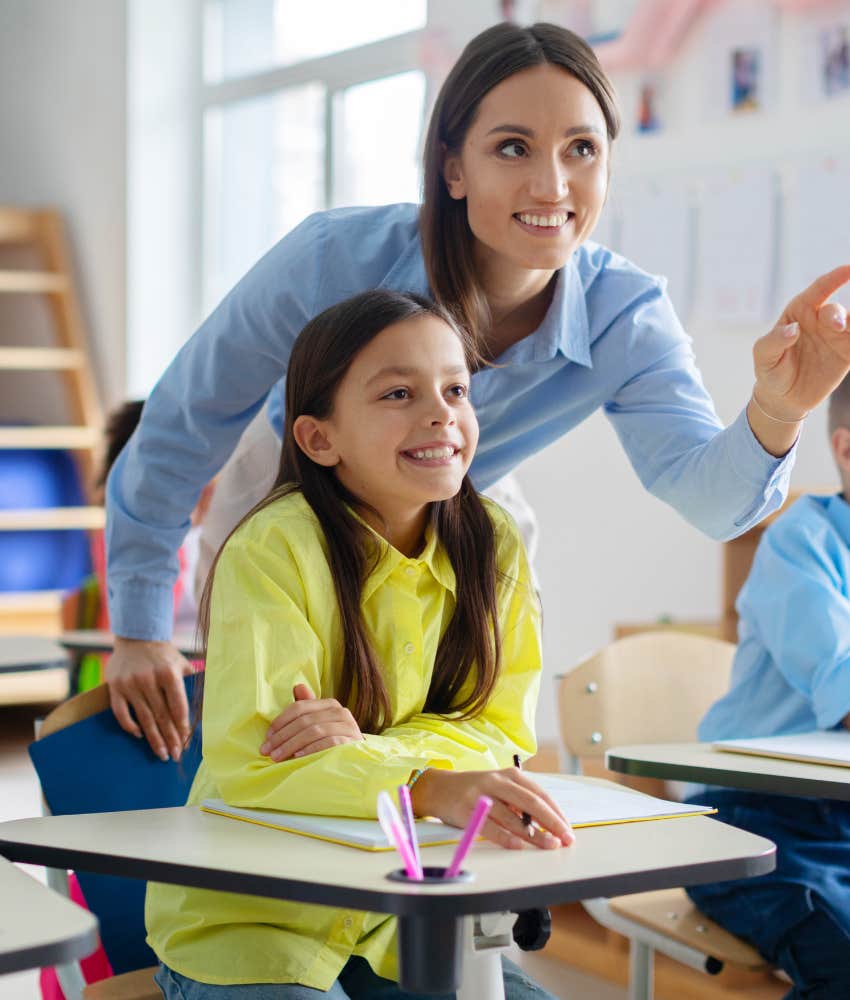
[0,855,98,974]
[0,798,775,998]
[0,635,68,672]
[60,629,202,660]
[606,742,850,800]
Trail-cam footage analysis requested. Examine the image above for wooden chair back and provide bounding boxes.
[558,631,735,759]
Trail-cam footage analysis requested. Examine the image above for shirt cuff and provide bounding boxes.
[727,406,797,531]
[107,578,176,642]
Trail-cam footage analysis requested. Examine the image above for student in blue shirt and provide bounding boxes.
[686,373,850,999]
[105,21,850,760]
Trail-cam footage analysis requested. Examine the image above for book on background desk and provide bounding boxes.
[201,774,714,851]
[714,731,850,768]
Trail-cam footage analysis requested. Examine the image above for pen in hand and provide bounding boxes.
[513,753,534,837]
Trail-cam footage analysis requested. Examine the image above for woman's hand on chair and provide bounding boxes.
[106,638,194,762]
[261,683,363,761]
[410,767,574,851]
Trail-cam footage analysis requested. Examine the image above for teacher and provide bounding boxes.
[106,21,850,759]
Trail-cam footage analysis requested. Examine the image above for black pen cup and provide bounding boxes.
[387,865,474,884]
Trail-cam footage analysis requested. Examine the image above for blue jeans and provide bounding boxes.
[684,790,850,1000]
[155,954,556,1000]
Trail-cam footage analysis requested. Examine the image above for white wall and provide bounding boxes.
[509,1,850,742]
[0,0,128,405]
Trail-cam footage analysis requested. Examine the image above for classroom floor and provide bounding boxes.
[0,703,625,1000]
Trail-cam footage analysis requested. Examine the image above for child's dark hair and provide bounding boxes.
[97,400,145,488]
[197,289,502,734]
[829,371,850,435]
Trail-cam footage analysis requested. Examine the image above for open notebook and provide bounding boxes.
[202,773,714,851]
[715,731,850,768]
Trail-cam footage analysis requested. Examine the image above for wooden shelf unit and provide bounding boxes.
[0,206,105,696]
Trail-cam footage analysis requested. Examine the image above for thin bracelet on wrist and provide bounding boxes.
[750,392,807,425]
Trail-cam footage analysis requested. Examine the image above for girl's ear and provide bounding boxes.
[292,415,339,467]
[442,149,467,200]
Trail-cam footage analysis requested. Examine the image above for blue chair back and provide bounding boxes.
[28,674,202,975]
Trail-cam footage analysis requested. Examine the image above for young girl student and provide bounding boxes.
[145,289,573,1000]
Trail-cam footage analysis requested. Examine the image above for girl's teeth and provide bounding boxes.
[517,212,567,228]
[411,447,453,459]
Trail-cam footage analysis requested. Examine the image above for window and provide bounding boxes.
[202,0,427,309]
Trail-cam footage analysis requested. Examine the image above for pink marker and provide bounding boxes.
[445,794,493,878]
[377,791,421,880]
[398,784,422,878]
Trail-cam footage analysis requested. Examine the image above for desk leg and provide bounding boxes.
[398,913,463,994]
[397,914,510,998]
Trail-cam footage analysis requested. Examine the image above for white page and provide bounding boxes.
[203,777,712,851]
[784,155,850,311]
[693,165,778,329]
[615,176,693,320]
[715,731,850,767]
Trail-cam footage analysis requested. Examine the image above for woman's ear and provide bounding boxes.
[442,150,467,200]
[292,415,339,467]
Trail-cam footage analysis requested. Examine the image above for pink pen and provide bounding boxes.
[445,794,493,878]
[377,791,422,880]
[398,784,423,878]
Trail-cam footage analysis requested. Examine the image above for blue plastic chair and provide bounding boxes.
[29,675,202,997]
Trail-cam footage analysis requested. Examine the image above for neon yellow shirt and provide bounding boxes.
[145,490,541,988]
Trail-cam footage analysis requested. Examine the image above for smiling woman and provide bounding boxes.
[104,21,850,779]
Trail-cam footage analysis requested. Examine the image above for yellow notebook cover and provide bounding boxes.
[201,775,714,851]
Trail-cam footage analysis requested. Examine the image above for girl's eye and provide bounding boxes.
[383,388,410,400]
[570,138,599,159]
[447,384,468,398]
[498,140,527,159]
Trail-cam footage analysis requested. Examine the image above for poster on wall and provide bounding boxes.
[700,3,778,119]
[784,155,850,310]
[614,177,692,320]
[692,166,778,329]
[800,3,850,102]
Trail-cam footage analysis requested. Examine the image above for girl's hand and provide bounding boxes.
[260,683,363,761]
[411,767,574,850]
[751,266,850,430]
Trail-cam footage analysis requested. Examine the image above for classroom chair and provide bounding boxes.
[556,631,772,1000]
[29,675,202,1000]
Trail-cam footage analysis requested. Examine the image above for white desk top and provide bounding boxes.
[60,629,202,660]
[0,802,775,919]
[0,635,68,672]
[0,857,98,974]
[606,742,850,800]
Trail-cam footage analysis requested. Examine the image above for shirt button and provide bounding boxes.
[404,642,415,655]
[343,917,353,929]
[405,566,416,577]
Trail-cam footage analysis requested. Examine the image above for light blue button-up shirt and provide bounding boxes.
[700,494,850,740]
[106,203,795,640]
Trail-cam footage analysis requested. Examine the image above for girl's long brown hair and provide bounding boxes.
[421,21,621,349]
[197,290,501,734]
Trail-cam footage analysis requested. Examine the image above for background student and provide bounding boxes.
[685,373,850,999]
[106,21,850,760]
[146,289,572,1000]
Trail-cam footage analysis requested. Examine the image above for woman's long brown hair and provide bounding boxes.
[196,290,501,735]
[421,21,621,349]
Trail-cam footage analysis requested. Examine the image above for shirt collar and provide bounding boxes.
[358,512,457,602]
[545,260,592,367]
[826,493,850,548]
[381,226,592,368]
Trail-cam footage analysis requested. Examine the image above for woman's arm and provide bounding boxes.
[103,213,328,754]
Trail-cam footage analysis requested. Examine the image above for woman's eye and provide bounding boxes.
[498,140,527,159]
[570,138,598,159]
[384,388,410,400]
